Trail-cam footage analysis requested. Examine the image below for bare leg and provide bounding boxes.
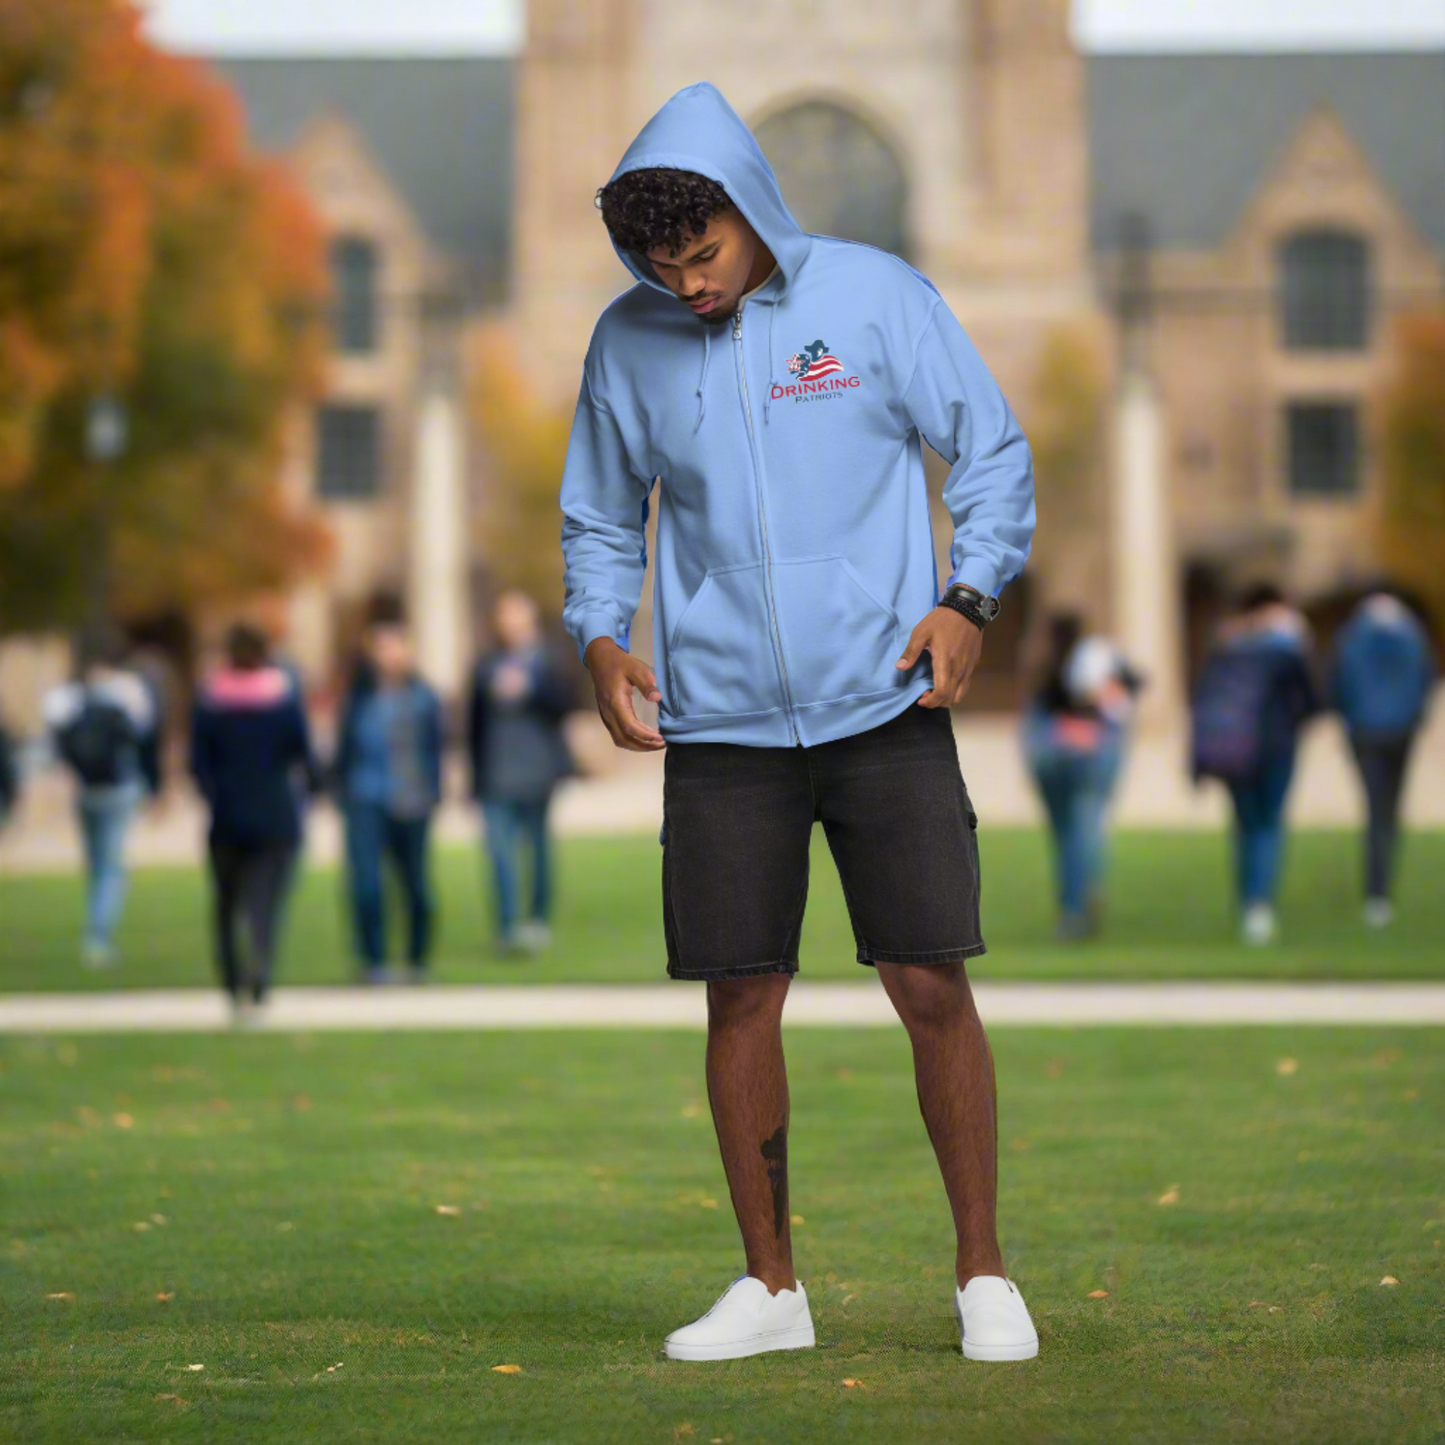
[704,973,796,1295]
[875,959,1006,1288]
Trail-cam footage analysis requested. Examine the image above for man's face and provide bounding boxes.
[645,210,760,328]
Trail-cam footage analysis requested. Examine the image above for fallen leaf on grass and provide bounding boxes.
[326,1363,344,1372]
[842,1378,865,1388]
[293,1095,312,1111]
[1380,1276,1399,1286]
[1247,1301,1268,1309]
[1308,1262,1326,1271]
[841,1293,859,1306]
[1087,1290,1109,1299]
[155,1293,173,1303]
[45,1292,75,1301]
[154,1394,186,1407]
[132,1222,151,1232]
[681,1104,703,1118]
[1009,1137,1030,1152]
[113,1113,134,1129]
[674,1426,695,1441]
[699,1198,718,1209]
[491,1364,522,1374]
[150,1214,168,1226]
[435,1205,461,1217]
[1268,1306,1283,1314]
[791,1214,805,1226]
[1157,1186,1180,1206]
[1276,1058,1299,1076]
[186,1364,204,1372]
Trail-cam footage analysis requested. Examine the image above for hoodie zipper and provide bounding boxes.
[734,305,800,745]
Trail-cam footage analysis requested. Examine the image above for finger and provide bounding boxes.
[896,631,927,670]
[627,662,663,703]
[610,688,665,748]
[915,688,943,709]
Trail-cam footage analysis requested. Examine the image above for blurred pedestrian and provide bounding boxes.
[467,589,577,956]
[43,627,162,969]
[1330,586,1437,928]
[0,713,18,828]
[334,613,443,983]
[191,623,320,1019]
[1191,585,1320,945]
[1023,612,1143,939]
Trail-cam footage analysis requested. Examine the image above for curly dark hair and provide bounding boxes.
[596,168,734,259]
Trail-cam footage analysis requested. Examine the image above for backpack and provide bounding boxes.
[56,691,139,788]
[1190,648,1272,781]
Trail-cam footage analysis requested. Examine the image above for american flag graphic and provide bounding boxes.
[788,350,845,379]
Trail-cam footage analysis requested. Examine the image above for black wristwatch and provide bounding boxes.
[937,583,1001,631]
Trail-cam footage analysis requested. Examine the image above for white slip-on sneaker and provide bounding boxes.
[664,1275,815,1361]
[956,1276,1039,1361]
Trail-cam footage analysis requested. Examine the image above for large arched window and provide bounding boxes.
[753,101,911,262]
[1277,230,1370,351]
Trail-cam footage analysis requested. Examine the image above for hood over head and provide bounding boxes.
[604,82,811,295]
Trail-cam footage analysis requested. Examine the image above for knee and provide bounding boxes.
[882,961,974,1034]
[706,972,790,1031]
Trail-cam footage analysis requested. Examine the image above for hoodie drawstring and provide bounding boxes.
[763,302,777,425]
[694,325,711,432]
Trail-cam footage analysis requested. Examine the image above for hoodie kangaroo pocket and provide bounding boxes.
[772,555,903,707]
[667,563,782,719]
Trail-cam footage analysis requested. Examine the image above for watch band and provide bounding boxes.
[938,583,1000,630]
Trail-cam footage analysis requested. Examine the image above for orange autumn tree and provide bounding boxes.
[0,0,330,634]
[1374,308,1445,633]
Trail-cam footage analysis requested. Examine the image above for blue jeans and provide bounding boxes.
[76,784,143,949]
[1226,755,1296,907]
[480,796,553,940]
[1025,716,1126,921]
[344,803,434,969]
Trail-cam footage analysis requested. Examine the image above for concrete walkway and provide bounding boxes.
[4,981,1444,1033]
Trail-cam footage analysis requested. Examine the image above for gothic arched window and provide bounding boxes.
[1277,229,1370,351]
[753,101,911,262]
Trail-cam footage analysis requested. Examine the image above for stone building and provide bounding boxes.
[6,19,1435,729]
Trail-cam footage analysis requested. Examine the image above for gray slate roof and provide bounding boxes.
[208,51,1443,300]
[1088,51,1445,250]
[211,57,513,302]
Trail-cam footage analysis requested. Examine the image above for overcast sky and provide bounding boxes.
[142,0,1445,56]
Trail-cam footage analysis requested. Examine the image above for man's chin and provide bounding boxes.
[694,302,736,327]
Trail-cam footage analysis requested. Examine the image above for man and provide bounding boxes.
[1330,585,1436,927]
[560,83,1037,1362]
[44,628,162,969]
[467,589,577,956]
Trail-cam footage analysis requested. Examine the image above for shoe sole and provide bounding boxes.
[664,1320,816,1361]
[962,1337,1039,1361]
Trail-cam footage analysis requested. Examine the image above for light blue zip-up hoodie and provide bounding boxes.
[559,82,1036,748]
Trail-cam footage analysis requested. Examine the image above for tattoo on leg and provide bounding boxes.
[760,1124,788,1239]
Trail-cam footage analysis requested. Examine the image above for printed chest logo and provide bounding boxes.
[771,339,862,405]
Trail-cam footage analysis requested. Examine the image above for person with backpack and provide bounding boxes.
[1330,586,1437,928]
[467,589,577,956]
[333,610,444,984]
[1022,613,1144,939]
[191,623,321,1017]
[1190,585,1320,945]
[43,628,162,968]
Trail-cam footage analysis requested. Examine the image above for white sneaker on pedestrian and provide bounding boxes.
[1241,903,1277,946]
[516,920,553,953]
[663,1276,815,1361]
[81,940,115,970]
[1363,897,1394,930]
[956,1276,1039,1361]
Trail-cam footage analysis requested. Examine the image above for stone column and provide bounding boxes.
[407,307,470,698]
[1110,366,1182,729]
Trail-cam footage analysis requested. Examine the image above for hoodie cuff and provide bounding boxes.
[575,611,626,663]
[945,557,1001,600]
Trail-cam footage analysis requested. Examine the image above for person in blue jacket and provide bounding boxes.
[560,84,1038,1363]
[191,623,319,1015]
[467,589,577,956]
[1330,585,1437,927]
[334,612,444,984]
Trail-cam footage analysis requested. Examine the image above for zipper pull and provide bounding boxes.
[733,309,742,340]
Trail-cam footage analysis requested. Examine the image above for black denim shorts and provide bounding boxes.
[661,702,984,980]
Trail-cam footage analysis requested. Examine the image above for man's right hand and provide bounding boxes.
[584,637,666,751]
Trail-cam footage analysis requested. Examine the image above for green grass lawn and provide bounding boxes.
[2,1027,1441,1443]
[2,829,1442,992]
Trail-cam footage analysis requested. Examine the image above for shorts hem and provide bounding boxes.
[666,959,800,982]
[857,941,987,967]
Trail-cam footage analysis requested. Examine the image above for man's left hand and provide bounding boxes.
[895,606,983,708]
